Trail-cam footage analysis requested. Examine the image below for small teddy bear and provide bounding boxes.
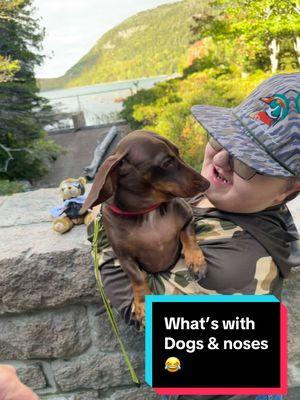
[50,177,93,234]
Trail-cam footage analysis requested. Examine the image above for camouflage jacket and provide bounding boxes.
[87,198,299,326]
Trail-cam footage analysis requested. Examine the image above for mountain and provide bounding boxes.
[38,0,211,91]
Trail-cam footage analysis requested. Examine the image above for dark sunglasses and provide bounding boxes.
[208,137,261,181]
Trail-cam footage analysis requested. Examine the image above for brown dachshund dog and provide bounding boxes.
[81,130,210,323]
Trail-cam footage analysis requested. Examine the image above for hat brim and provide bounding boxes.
[191,105,293,178]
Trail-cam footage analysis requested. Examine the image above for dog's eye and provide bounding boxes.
[162,157,175,168]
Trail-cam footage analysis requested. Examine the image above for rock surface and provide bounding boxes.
[16,363,47,390]
[0,306,91,359]
[52,352,143,392]
[88,306,144,353]
[105,386,161,399]
[0,248,98,315]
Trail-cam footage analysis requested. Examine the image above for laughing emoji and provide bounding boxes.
[165,357,181,373]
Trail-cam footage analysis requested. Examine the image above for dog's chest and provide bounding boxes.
[126,213,182,270]
[132,212,179,248]
[112,211,181,247]
[104,206,187,271]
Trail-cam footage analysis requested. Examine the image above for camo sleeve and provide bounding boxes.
[87,212,283,326]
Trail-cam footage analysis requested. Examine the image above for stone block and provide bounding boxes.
[88,306,144,352]
[52,352,143,392]
[0,188,61,227]
[73,392,99,400]
[40,392,99,400]
[285,386,300,399]
[0,196,8,207]
[106,385,161,399]
[40,397,70,400]
[0,186,99,315]
[0,306,91,359]
[0,246,99,315]
[16,363,47,390]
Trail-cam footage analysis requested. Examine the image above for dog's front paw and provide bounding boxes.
[185,248,207,281]
[131,278,152,328]
[133,301,146,328]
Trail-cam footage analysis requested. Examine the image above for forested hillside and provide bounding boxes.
[120,0,300,170]
[38,0,211,90]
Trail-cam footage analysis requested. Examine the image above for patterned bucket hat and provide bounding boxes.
[191,73,300,178]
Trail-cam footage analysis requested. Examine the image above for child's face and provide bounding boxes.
[201,141,297,213]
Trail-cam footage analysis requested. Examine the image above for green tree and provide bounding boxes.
[0,55,19,82]
[0,0,60,183]
[191,0,300,72]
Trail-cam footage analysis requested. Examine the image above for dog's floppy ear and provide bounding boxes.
[81,151,127,213]
[140,130,180,157]
[158,135,180,157]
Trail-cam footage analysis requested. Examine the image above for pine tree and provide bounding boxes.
[0,0,60,182]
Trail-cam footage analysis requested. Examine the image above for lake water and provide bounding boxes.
[40,74,178,129]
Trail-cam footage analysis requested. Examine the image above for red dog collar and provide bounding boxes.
[107,202,162,217]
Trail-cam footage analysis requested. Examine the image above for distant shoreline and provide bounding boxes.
[40,75,178,127]
[39,74,179,97]
[39,74,179,95]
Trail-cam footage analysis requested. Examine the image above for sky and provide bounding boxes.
[34,0,178,79]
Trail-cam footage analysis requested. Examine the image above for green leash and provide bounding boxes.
[92,204,141,386]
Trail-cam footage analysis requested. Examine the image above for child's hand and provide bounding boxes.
[0,365,39,400]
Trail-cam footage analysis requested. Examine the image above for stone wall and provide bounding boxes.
[0,188,299,399]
